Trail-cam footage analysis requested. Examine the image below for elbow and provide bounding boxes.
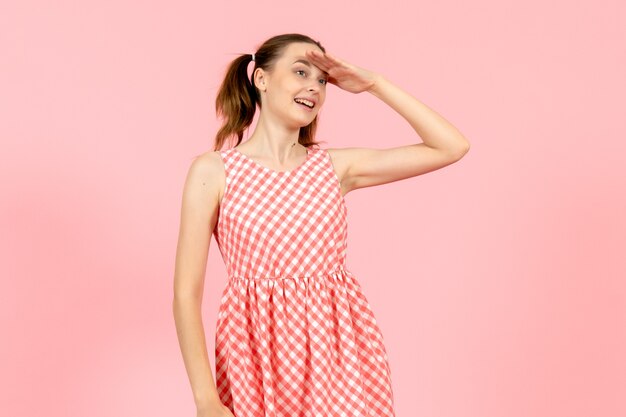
[173,290,202,310]
[460,144,470,157]
[452,141,470,160]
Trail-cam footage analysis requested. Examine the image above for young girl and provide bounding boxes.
[173,33,469,417]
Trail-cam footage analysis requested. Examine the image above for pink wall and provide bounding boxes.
[1,1,625,416]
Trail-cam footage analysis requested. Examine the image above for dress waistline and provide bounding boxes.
[228,265,351,281]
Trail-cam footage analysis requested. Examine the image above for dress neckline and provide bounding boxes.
[232,146,313,174]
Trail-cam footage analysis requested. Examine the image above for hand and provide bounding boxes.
[305,49,380,94]
[196,401,235,417]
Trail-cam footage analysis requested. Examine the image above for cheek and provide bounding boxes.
[317,93,326,107]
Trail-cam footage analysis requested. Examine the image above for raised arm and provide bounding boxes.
[333,75,470,193]
[306,50,471,194]
[172,151,233,416]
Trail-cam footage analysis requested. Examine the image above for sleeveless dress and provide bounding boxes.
[213,145,396,417]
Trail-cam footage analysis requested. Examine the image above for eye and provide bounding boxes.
[297,69,328,85]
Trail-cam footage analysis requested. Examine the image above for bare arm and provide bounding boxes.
[367,74,470,156]
[172,151,225,410]
[341,75,470,191]
[304,50,470,193]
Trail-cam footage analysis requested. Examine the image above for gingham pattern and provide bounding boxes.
[213,146,396,417]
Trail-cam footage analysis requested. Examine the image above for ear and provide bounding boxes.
[253,68,266,91]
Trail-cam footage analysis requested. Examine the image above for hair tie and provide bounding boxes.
[251,53,255,62]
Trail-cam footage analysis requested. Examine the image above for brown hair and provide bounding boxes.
[213,33,327,151]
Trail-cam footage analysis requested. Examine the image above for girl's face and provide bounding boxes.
[255,42,329,128]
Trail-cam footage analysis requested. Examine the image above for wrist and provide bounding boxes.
[194,389,221,409]
[366,73,385,95]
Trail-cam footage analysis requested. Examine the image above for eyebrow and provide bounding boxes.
[292,58,329,77]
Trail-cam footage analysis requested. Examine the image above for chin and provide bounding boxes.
[289,112,315,125]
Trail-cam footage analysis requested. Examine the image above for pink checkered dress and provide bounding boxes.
[213,145,396,417]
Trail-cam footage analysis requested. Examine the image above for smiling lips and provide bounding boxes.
[294,97,316,109]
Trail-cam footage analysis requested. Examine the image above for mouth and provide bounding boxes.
[294,97,316,111]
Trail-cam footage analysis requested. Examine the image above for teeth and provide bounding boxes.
[294,98,314,108]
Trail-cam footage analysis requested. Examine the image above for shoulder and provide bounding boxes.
[185,150,226,203]
[188,150,225,179]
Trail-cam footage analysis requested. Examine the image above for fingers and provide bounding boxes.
[308,50,347,70]
[306,50,335,72]
[307,50,331,62]
[309,50,334,63]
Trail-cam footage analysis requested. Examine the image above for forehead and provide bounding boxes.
[281,43,329,76]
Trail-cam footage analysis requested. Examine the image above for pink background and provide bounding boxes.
[2,1,625,416]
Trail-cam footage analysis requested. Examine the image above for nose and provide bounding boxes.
[307,76,322,91]
[307,82,319,92]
